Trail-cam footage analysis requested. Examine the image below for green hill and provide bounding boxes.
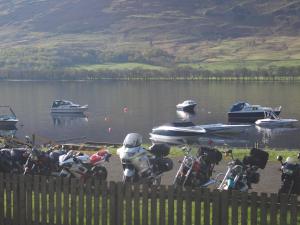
[0,0,300,73]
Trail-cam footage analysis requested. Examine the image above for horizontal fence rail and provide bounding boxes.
[0,173,299,225]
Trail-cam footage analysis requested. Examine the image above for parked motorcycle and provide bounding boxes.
[218,148,269,192]
[58,148,111,181]
[117,133,173,185]
[0,148,30,173]
[277,153,300,196]
[173,145,222,188]
[24,148,56,175]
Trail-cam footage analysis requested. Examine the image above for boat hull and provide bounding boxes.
[199,124,251,135]
[51,107,88,114]
[255,119,298,127]
[0,119,18,127]
[228,110,281,123]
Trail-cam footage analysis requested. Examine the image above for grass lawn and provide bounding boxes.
[70,63,168,71]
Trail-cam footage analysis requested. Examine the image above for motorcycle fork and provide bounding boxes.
[218,166,232,189]
[183,162,194,186]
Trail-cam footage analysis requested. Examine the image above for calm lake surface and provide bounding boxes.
[0,80,299,149]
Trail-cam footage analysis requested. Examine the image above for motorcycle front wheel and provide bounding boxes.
[278,181,293,195]
[173,175,184,188]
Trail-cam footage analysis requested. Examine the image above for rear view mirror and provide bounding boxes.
[277,155,283,162]
[298,153,300,160]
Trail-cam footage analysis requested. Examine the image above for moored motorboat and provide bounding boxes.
[228,101,281,123]
[51,100,88,113]
[255,112,298,127]
[176,100,197,112]
[150,121,206,143]
[0,106,18,127]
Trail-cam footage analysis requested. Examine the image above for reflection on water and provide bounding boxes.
[51,113,88,127]
[0,126,17,137]
[255,126,299,145]
[176,110,196,121]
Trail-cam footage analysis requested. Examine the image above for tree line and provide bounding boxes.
[0,66,300,80]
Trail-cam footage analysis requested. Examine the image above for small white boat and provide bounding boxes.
[255,111,298,127]
[199,123,251,135]
[51,100,88,113]
[176,100,197,112]
[150,122,206,143]
[0,106,18,127]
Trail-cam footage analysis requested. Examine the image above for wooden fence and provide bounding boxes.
[0,173,299,225]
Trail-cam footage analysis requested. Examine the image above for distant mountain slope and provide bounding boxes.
[0,0,299,71]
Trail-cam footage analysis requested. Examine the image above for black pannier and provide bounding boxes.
[197,146,222,164]
[149,144,170,157]
[243,148,269,169]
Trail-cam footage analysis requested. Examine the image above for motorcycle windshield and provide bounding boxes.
[59,153,72,162]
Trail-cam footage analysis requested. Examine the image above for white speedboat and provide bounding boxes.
[0,106,18,127]
[199,123,252,135]
[51,100,88,113]
[176,100,197,112]
[228,101,281,123]
[150,122,206,143]
[255,112,298,128]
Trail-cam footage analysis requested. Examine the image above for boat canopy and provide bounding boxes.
[169,121,196,127]
[52,100,73,108]
[229,102,250,112]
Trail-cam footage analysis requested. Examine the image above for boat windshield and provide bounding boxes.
[229,102,247,112]
[52,100,72,108]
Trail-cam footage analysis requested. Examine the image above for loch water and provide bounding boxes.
[0,80,299,149]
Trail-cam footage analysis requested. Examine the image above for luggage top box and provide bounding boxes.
[243,148,269,169]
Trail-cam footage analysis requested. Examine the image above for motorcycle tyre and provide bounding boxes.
[93,167,108,181]
[173,175,184,188]
[278,182,293,195]
[152,176,161,186]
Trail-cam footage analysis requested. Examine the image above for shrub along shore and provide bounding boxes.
[0,66,300,81]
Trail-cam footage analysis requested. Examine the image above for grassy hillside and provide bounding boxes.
[0,0,299,74]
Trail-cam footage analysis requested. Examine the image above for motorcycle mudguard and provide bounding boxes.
[202,179,217,187]
[124,168,135,177]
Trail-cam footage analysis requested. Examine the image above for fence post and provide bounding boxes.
[279,193,288,225]
[212,189,221,225]
[142,183,149,225]
[250,192,258,225]
[0,173,4,225]
[270,193,278,225]
[116,182,124,225]
[109,182,117,225]
[290,195,298,225]
[12,175,19,225]
[220,191,229,225]
[167,185,174,225]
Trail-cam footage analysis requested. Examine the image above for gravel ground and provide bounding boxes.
[106,156,282,194]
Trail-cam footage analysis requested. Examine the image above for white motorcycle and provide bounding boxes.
[59,149,111,181]
[117,133,173,185]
